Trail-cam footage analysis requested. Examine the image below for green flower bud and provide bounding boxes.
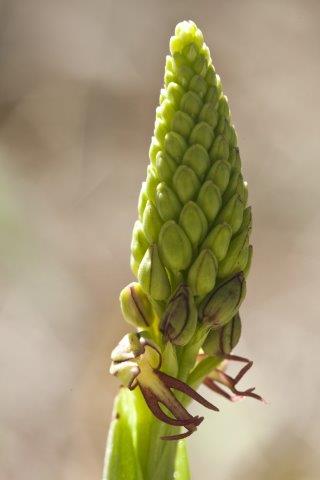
[218,95,230,120]
[149,138,161,165]
[222,123,237,147]
[216,193,244,234]
[205,64,216,86]
[205,85,221,107]
[172,52,186,68]
[218,228,249,279]
[164,131,187,161]
[179,201,208,246]
[172,110,195,137]
[156,99,175,126]
[146,165,159,204]
[142,201,163,243]
[201,223,232,261]
[193,55,208,77]
[120,282,154,328]
[189,74,207,98]
[189,122,213,150]
[166,82,185,107]
[138,244,171,301]
[197,181,222,222]
[155,150,177,183]
[182,42,198,63]
[155,182,181,221]
[160,284,197,346]
[199,103,218,128]
[131,221,149,263]
[188,249,218,296]
[159,220,192,271]
[173,64,194,88]
[170,21,203,53]
[138,182,148,220]
[206,160,231,194]
[173,165,201,203]
[154,117,168,144]
[223,170,242,203]
[183,144,210,179]
[210,134,229,161]
[200,273,246,329]
[180,91,202,118]
[202,313,242,356]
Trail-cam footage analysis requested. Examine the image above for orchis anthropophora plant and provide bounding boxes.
[103,20,263,480]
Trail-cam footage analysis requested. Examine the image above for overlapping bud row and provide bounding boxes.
[130,21,252,308]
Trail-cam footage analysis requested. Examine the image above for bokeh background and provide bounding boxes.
[1,1,319,479]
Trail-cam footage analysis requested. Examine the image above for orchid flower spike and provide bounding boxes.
[105,21,263,480]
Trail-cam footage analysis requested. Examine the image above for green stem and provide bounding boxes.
[132,388,179,480]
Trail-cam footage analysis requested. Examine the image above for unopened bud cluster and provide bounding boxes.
[129,21,252,317]
[117,19,252,362]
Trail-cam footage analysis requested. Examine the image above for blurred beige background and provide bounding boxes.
[0,1,319,479]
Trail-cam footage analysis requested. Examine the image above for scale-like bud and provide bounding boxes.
[202,313,242,356]
[188,249,218,296]
[155,182,181,221]
[200,273,246,328]
[131,221,149,263]
[206,160,231,194]
[159,220,192,271]
[201,223,232,261]
[138,245,171,301]
[160,284,197,345]
[179,201,208,246]
[218,228,249,278]
[119,282,154,328]
[173,165,201,203]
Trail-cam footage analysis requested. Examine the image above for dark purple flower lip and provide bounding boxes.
[138,369,219,441]
[203,353,265,403]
